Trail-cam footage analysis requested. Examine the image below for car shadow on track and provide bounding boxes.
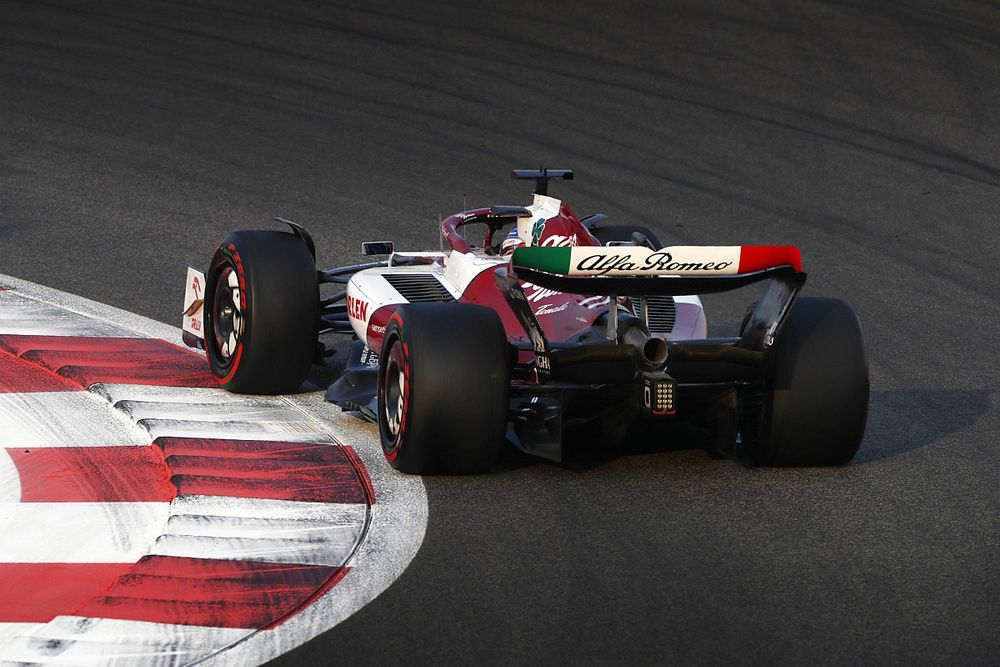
[495,420,718,474]
[855,388,992,464]
[494,388,992,473]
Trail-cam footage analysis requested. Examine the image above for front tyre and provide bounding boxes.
[205,230,319,394]
[378,303,510,474]
[740,297,870,466]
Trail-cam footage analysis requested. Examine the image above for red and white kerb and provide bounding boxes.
[0,287,375,665]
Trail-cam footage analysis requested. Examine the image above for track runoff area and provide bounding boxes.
[0,275,426,666]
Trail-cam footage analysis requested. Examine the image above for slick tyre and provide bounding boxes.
[205,230,319,394]
[378,303,510,474]
[740,297,869,466]
[589,225,663,249]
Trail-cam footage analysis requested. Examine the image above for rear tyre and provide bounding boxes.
[205,230,319,394]
[589,224,663,249]
[740,297,869,466]
[378,303,510,474]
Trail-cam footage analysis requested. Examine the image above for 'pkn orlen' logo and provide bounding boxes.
[347,295,369,321]
[576,251,732,276]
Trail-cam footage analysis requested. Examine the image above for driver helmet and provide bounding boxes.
[500,228,525,255]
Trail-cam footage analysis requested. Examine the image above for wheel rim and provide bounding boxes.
[383,339,407,444]
[212,265,244,362]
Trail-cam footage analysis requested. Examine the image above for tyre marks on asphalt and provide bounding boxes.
[0,281,425,666]
[0,390,149,447]
[0,352,79,393]
[1,615,247,667]
[158,438,371,505]
[152,496,367,566]
[73,556,349,629]
[93,383,340,444]
[0,334,217,389]
[0,564,136,623]
[7,446,174,502]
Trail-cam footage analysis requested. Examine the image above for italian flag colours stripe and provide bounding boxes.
[512,245,802,276]
[737,246,803,273]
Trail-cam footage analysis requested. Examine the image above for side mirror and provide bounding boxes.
[361,241,394,256]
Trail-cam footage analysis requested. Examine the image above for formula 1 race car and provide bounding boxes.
[181,169,869,473]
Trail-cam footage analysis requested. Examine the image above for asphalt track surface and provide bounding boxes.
[1,1,998,664]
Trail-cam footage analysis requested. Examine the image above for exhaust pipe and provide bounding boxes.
[618,316,668,369]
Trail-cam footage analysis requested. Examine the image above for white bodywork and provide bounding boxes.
[345,250,708,345]
[345,253,463,342]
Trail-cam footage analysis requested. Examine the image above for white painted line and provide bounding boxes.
[0,278,180,344]
[0,392,149,448]
[1,635,210,666]
[0,502,170,563]
[162,513,363,539]
[92,385,337,412]
[115,401,303,423]
[150,532,361,567]
[156,500,366,568]
[0,625,36,652]
[170,494,360,522]
[136,418,334,443]
[8,616,249,665]
[0,292,130,338]
[90,384,236,406]
[34,615,253,642]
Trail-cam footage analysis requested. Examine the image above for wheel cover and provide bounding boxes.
[212,265,244,362]
[383,340,407,445]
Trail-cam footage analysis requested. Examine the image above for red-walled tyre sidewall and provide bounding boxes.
[205,230,318,394]
[378,303,510,474]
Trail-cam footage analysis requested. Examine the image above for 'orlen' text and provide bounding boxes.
[347,295,369,321]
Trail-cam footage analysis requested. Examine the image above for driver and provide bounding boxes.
[500,228,525,255]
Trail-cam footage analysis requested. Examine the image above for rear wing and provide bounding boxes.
[510,245,804,296]
[497,245,807,374]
